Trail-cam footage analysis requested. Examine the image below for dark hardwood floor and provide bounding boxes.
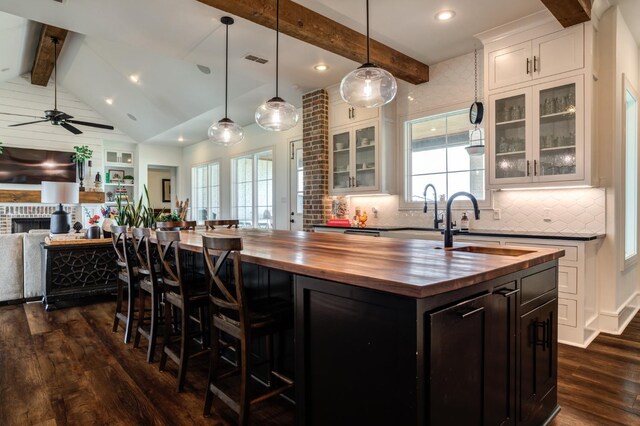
[1,300,640,425]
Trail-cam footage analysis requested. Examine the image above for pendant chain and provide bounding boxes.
[474,48,478,102]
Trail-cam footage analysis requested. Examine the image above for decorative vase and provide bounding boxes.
[77,161,86,192]
[86,225,101,239]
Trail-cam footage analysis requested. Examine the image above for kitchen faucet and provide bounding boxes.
[444,192,480,248]
[422,184,443,230]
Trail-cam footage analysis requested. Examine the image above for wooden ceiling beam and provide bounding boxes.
[540,0,591,28]
[31,24,69,87]
[197,0,429,84]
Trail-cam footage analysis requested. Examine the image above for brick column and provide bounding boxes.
[302,89,331,231]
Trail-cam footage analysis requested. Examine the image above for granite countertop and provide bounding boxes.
[313,224,605,241]
[152,229,563,299]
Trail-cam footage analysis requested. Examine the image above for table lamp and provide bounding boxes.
[41,181,79,234]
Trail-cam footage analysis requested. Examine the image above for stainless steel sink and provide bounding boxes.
[447,246,535,257]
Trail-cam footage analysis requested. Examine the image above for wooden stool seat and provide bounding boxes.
[202,235,294,425]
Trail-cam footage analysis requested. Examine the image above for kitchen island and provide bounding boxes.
[164,229,564,426]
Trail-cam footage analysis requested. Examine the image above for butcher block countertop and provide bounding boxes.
[156,229,564,299]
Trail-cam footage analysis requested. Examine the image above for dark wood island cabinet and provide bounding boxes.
[153,229,563,426]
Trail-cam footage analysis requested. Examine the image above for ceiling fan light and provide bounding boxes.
[340,63,397,108]
[208,118,244,146]
[255,96,299,132]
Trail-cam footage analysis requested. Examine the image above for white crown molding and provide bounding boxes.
[474,10,559,45]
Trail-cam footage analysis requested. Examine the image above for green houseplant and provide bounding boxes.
[71,145,93,191]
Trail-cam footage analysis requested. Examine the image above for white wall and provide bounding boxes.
[181,116,302,230]
[136,143,182,206]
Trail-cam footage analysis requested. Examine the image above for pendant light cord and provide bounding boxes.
[366,0,370,64]
[224,22,229,118]
[53,38,58,111]
[275,0,280,98]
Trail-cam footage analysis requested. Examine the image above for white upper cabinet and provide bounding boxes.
[487,25,584,91]
[331,97,379,128]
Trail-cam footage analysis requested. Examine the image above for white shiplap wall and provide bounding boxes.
[0,74,135,191]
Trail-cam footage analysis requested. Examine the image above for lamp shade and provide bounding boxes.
[208,118,244,146]
[41,181,79,204]
[340,64,397,108]
[255,97,299,132]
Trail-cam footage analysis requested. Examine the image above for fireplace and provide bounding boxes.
[11,217,51,233]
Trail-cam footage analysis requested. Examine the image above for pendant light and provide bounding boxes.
[466,48,485,156]
[255,0,299,131]
[209,16,244,146]
[340,0,397,108]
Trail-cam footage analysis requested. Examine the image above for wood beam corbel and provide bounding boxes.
[31,24,69,87]
[540,0,591,28]
[197,0,429,84]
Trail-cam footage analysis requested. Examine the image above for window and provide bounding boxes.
[624,78,638,267]
[231,150,273,228]
[404,109,485,206]
[191,162,220,224]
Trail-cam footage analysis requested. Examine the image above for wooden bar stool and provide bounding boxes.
[182,221,197,231]
[131,227,163,363]
[202,235,293,425]
[156,230,210,392]
[156,221,187,231]
[111,224,138,344]
[204,219,239,231]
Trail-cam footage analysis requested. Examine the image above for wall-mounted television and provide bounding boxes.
[0,147,77,184]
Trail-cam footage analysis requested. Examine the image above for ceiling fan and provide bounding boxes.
[0,37,115,135]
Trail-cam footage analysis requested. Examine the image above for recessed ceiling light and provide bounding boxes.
[407,95,414,101]
[105,98,113,105]
[313,64,329,72]
[127,113,137,121]
[430,127,437,131]
[178,136,184,142]
[1,67,10,72]
[196,64,211,75]
[435,10,456,21]
[129,74,140,83]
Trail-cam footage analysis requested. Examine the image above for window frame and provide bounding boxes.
[622,74,639,271]
[230,147,275,229]
[190,160,221,225]
[399,102,491,211]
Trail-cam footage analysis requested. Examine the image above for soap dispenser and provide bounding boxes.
[460,212,470,232]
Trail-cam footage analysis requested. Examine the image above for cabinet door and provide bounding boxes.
[105,150,119,163]
[428,293,489,426]
[533,75,584,182]
[488,41,532,90]
[330,129,352,193]
[533,25,584,80]
[331,100,379,128]
[519,298,557,425]
[490,88,532,185]
[120,152,134,165]
[352,123,378,192]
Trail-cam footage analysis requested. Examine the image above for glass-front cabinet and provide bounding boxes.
[330,121,379,194]
[489,75,584,186]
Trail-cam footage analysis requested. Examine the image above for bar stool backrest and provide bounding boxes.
[202,235,247,328]
[156,230,186,296]
[204,219,239,231]
[156,221,187,231]
[182,221,197,231]
[111,224,134,276]
[131,227,157,283]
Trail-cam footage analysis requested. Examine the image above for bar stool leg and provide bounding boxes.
[266,334,274,388]
[124,281,135,344]
[177,306,190,392]
[159,299,172,372]
[239,336,251,426]
[147,292,159,363]
[112,279,123,332]
[133,287,146,349]
[203,324,220,417]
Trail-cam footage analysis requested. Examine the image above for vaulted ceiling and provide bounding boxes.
[0,0,612,147]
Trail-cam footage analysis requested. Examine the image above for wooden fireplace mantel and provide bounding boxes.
[0,189,105,204]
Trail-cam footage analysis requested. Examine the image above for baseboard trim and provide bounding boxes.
[598,292,640,335]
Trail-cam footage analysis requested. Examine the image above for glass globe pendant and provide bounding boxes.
[255,0,299,131]
[340,0,397,108]
[210,16,244,146]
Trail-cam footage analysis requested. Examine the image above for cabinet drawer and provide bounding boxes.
[510,242,578,262]
[558,266,577,295]
[521,267,557,307]
[558,298,577,327]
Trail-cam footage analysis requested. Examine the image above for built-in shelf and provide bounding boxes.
[496,151,526,156]
[104,183,134,187]
[540,146,576,152]
[540,110,576,120]
[333,148,350,153]
[496,118,526,126]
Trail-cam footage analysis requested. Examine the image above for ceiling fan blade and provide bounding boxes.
[0,112,45,119]
[66,119,114,130]
[9,119,50,127]
[60,122,83,135]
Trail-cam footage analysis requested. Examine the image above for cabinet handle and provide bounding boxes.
[526,58,531,75]
[526,160,531,176]
[351,108,355,119]
[349,177,353,187]
[348,108,352,119]
[496,288,519,298]
[534,160,538,176]
[460,306,484,318]
[533,55,538,73]
[534,320,548,351]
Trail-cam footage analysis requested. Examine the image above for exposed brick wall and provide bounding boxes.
[302,89,331,231]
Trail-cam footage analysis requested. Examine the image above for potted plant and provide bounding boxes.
[155,211,185,229]
[0,141,3,155]
[123,175,134,185]
[72,145,93,192]
[84,207,101,239]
